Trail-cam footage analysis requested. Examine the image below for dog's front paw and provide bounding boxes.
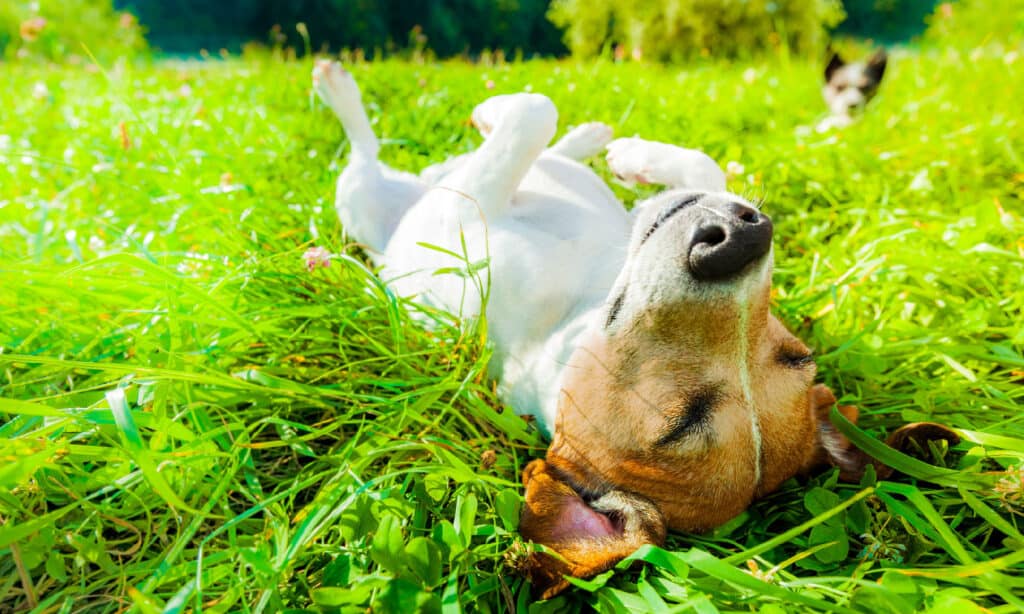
[470,95,506,136]
[605,137,657,184]
[553,122,614,159]
[471,94,557,139]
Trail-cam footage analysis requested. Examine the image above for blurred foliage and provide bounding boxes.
[924,0,1024,47]
[118,0,566,57]
[8,0,1017,63]
[0,0,146,61]
[547,0,845,60]
[835,0,939,42]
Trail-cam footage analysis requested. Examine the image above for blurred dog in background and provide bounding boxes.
[817,48,888,131]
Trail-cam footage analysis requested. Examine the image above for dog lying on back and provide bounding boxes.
[818,48,888,131]
[312,60,953,598]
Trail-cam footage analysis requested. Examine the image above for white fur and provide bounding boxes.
[312,61,729,436]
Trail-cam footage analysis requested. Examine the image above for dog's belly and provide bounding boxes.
[519,154,625,220]
[481,214,625,435]
[481,157,630,433]
[383,154,629,434]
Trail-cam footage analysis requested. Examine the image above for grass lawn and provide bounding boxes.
[1,47,1023,612]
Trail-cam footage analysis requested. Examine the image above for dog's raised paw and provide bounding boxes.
[470,94,557,139]
[605,137,655,185]
[312,60,361,111]
[552,122,614,159]
[470,96,505,137]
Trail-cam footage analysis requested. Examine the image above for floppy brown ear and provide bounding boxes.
[809,384,960,480]
[808,384,868,480]
[518,459,666,599]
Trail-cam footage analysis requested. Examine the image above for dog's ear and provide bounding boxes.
[881,421,961,473]
[809,384,960,480]
[825,50,845,82]
[809,384,869,480]
[518,459,666,599]
[865,49,888,85]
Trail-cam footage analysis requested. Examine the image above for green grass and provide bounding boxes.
[1,47,1023,612]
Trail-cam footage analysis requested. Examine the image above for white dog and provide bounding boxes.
[310,60,947,597]
[312,61,735,436]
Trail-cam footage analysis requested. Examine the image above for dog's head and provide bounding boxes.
[518,189,955,598]
[823,49,887,117]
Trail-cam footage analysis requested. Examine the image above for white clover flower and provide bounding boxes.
[32,82,50,100]
[303,246,332,272]
[726,161,745,179]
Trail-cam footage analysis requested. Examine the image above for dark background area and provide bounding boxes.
[116,0,941,56]
[115,0,565,56]
[836,0,942,42]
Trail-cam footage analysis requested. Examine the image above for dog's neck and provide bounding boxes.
[498,302,609,438]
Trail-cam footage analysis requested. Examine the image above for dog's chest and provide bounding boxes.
[387,155,630,432]
[483,160,629,431]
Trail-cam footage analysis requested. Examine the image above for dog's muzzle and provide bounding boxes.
[687,202,773,281]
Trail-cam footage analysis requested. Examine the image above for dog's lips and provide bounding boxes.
[686,239,770,281]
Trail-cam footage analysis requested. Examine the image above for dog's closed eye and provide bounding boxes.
[655,386,719,446]
[777,346,814,369]
[640,194,702,245]
[605,290,626,328]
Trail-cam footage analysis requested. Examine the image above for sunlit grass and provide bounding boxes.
[1,47,1023,612]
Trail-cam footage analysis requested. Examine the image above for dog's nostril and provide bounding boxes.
[727,202,759,224]
[693,225,726,247]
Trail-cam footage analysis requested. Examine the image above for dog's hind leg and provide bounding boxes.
[433,93,558,217]
[419,116,607,187]
[313,60,425,256]
[548,122,613,160]
[380,94,557,316]
[605,137,726,192]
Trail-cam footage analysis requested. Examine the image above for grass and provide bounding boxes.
[1,45,1023,612]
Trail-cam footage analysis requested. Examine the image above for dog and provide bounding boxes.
[817,48,888,132]
[311,60,954,598]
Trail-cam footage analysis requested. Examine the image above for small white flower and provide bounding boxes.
[32,82,50,100]
[742,68,757,84]
[726,161,745,179]
[88,236,105,251]
[177,251,211,276]
[909,169,933,193]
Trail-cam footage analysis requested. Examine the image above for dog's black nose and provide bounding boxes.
[688,203,773,280]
